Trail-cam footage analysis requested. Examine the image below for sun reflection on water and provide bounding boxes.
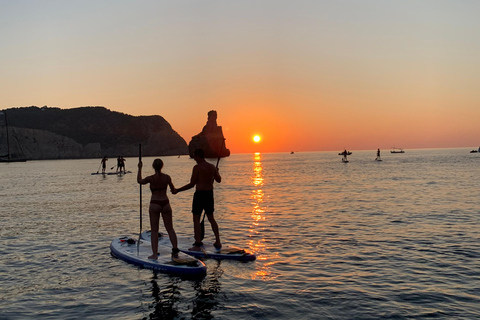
[249,152,276,280]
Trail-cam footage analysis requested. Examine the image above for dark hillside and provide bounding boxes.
[1,106,188,160]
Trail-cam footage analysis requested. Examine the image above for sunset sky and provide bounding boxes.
[1,1,480,153]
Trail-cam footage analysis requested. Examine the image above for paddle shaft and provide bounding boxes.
[215,139,226,169]
[138,144,142,247]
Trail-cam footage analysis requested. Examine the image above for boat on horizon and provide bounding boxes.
[390,147,405,154]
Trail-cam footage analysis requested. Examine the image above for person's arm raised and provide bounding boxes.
[137,161,149,185]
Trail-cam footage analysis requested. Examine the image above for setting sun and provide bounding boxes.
[253,135,261,143]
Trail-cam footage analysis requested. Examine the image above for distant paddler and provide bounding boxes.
[100,156,108,174]
[116,156,126,173]
[375,149,382,161]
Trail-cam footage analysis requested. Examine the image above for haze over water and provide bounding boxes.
[1,149,479,319]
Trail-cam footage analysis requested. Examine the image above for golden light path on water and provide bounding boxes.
[249,152,275,280]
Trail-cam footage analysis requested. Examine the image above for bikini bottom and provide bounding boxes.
[150,199,170,210]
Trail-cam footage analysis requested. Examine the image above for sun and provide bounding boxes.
[253,135,261,143]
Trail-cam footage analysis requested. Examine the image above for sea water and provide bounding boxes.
[0,149,479,319]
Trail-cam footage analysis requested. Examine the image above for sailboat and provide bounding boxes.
[0,110,27,162]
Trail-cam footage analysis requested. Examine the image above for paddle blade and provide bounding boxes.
[172,256,198,266]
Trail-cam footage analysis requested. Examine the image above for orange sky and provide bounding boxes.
[1,1,480,154]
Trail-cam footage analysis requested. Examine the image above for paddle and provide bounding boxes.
[137,143,142,252]
[200,139,225,241]
[95,163,102,174]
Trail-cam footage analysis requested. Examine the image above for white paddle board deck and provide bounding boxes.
[141,230,256,261]
[110,236,207,277]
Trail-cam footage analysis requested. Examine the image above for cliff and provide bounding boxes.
[0,106,188,160]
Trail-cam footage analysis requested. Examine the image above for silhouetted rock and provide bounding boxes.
[0,106,188,160]
[188,110,230,158]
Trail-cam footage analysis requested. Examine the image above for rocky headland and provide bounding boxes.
[0,106,188,160]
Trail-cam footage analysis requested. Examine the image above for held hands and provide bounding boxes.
[171,187,178,195]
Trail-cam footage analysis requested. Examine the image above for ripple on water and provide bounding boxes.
[1,152,480,319]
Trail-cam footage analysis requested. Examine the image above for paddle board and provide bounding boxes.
[110,236,207,277]
[91,172,106,175]
[107,171,132,175]
[141,230,256,261]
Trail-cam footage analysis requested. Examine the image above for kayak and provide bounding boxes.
[110,236,207,277]
[141,230,256,261]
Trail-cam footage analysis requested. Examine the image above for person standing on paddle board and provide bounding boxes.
[117,156,126,173]
[173,148,222,251]
[101,156,108,174]
[120,156,126,173]
[137,159,180,259]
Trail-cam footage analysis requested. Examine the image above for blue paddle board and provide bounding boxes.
[110,236,207,277]
[141,230,256,261]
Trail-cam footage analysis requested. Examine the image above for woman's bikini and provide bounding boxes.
[150,175,170,209]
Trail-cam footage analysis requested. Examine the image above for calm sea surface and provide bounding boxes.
[1,149,479,319]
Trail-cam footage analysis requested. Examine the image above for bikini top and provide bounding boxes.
[150,175,167,193]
